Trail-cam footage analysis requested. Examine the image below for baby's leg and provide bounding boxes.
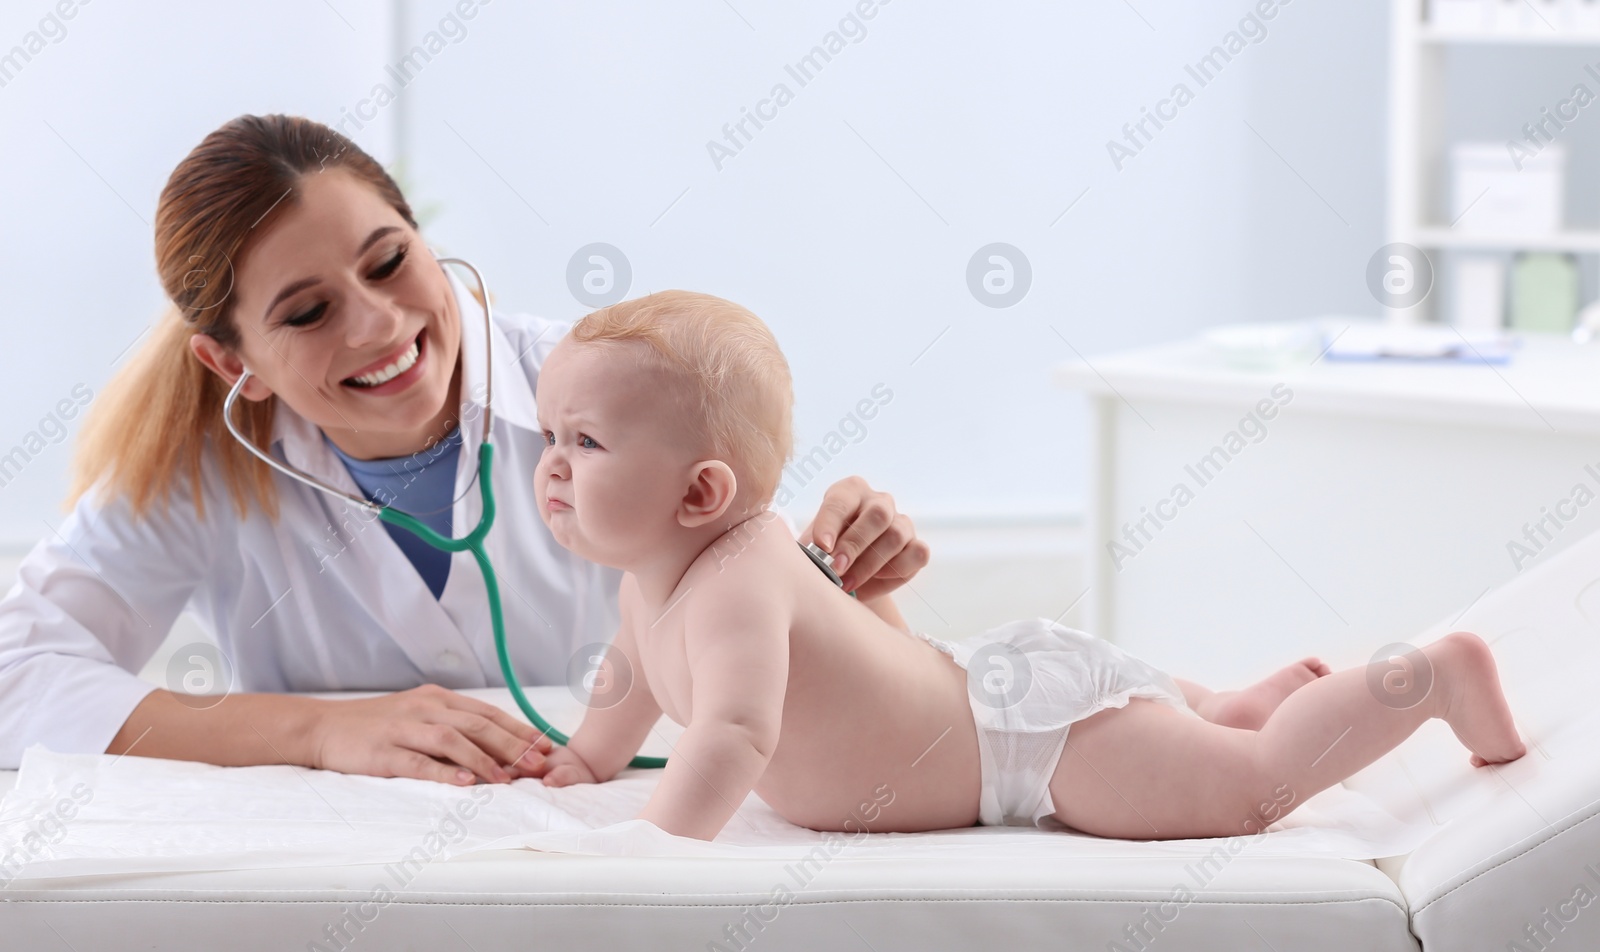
[1049,632,1523,840]
[1175,658,1332,731]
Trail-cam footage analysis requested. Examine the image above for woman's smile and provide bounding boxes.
[340,328,428,396]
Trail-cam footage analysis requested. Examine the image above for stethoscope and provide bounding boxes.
[222,255,849,774]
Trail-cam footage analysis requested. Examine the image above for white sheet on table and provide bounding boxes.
[0,742,1457,879]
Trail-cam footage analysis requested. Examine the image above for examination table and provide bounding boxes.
[2,527,1598,951]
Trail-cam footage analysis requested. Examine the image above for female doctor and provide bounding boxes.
[0,114,930,787]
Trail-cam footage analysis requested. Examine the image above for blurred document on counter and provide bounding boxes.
[1322,324,1516,364]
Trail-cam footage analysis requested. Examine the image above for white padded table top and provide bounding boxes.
[0,691,1423,951]
[1342,524,1600,952]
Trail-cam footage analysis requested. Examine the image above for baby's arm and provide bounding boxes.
[637,580,789,841]
[538,582,663,785]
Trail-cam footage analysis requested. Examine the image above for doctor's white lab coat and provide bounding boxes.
[0,277,635,769]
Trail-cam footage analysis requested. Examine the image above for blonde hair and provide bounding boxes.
[569,291,794,506]
[68,115,419,521]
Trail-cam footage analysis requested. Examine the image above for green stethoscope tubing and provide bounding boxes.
[376,442,669,771]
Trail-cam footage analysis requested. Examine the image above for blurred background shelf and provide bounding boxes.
[1413,227,1600,252]
[1418,25,1600,45]
[1390,0,1600,325]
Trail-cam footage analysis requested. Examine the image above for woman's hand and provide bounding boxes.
[801,476,931,601]
[308,684,553,786]
[521,743,599,787]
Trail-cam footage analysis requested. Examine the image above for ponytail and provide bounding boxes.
[68,305,277,520]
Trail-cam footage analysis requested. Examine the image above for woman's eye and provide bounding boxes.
[276,247,404,328]
[284,303,327,327]
[369,246,408,280]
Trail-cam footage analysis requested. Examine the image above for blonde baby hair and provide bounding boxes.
[568,290,794,507]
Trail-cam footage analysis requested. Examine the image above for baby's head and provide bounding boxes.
[533,290,793,569]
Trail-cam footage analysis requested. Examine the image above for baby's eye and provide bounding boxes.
[541,430,554,446]
[579,434,600,450]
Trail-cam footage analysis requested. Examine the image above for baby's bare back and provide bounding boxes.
[633,515,982,833]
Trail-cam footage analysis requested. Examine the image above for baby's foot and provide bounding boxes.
[1204,658,1331,731]
[1432,632,1526,768]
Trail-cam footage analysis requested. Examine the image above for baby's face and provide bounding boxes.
[533,339,699,568]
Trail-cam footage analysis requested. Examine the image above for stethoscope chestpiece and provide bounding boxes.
[800,541,847,590]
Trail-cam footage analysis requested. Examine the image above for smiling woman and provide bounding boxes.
[185,169,464,463]
[0,113,932,786]
[68,117,450,520]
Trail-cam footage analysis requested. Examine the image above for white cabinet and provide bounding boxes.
[1054,322,1600,685]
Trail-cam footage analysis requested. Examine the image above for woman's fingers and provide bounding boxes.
[808,478,931,596]
[434,709,547,776]
[819,484,891,577]
[511,751,553,779]
[807,475,870,553]
[313,686,563,786]
[850,535,931,601]
[447,693,552,753]
[836,510,912,591]
[389,748,480,787]
[400,722,511,784]
[506,739,548,774]
[427,691,560,779]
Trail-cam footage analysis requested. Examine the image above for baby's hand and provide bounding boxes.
[524,743,599,787]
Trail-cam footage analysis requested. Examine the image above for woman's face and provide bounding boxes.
[194,168,462,459]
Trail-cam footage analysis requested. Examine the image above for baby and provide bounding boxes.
[525,291,1526,841]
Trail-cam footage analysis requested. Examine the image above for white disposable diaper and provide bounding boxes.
[908,617,1196,827]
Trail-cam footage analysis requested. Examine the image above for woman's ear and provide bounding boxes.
[189,333,273,401]
[678,460,738,528]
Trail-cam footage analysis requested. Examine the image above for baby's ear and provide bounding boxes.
[678,461,737,528]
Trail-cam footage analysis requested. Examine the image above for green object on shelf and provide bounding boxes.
[1510,253,1579,333]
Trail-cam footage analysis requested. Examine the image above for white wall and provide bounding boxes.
[0,0,399,546]
[400,0,1397,526]
[0,0,1401,548]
